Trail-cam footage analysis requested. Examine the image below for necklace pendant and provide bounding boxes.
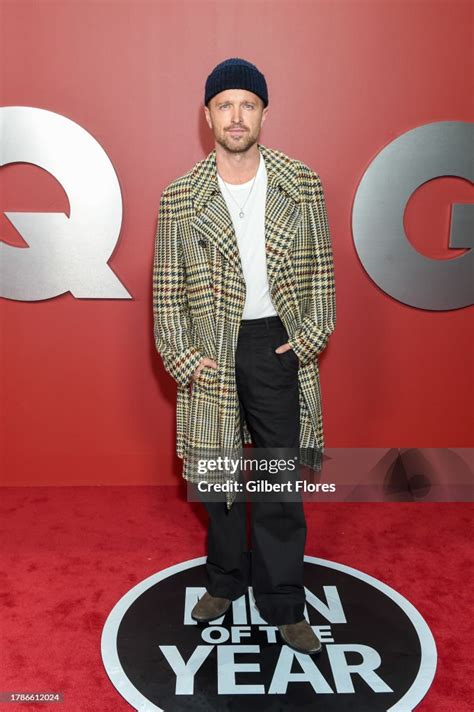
[239,210,245,218]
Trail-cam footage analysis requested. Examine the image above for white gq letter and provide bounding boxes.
[0,106,131,300]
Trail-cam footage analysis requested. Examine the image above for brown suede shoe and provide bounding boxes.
[278,620,322,654]
[191,592,232,623]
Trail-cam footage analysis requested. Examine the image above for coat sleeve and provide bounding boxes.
[153,189,204,387]
[287,170,336,364]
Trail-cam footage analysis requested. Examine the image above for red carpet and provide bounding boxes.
[1,485,472,711]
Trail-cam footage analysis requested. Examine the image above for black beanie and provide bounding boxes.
[204,57,268,108]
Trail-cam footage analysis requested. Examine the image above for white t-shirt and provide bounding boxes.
[217,152,278,320]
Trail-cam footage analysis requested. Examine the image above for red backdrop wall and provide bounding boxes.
[1,0,472,486]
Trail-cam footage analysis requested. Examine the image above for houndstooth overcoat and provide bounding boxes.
[153,143,336,508]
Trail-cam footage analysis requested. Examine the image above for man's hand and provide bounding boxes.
[274,342,293,354]
[192,357,218,382]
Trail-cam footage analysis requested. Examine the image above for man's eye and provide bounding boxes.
[219,104,254,109]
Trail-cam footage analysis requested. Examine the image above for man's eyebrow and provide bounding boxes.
[217,99,256,105]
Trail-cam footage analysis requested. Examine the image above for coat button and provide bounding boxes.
[198,238,207,247]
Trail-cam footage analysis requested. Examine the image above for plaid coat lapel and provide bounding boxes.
[190,143,302,288]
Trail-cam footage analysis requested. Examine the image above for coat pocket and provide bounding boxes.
[187,387,221,450]
[192,364,219,394]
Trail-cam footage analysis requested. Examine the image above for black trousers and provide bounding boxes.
[195,315,307,625]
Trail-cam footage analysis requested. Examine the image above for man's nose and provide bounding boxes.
[230,109,244,123]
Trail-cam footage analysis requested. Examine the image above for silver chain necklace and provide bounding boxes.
[218,162,259,219]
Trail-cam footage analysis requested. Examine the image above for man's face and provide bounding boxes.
[204,89,268,153]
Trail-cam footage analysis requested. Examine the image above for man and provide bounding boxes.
[153,57,336,655]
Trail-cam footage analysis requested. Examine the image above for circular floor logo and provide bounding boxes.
[101,556,436,711]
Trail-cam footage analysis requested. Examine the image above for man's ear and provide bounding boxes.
[204,105,212,129]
